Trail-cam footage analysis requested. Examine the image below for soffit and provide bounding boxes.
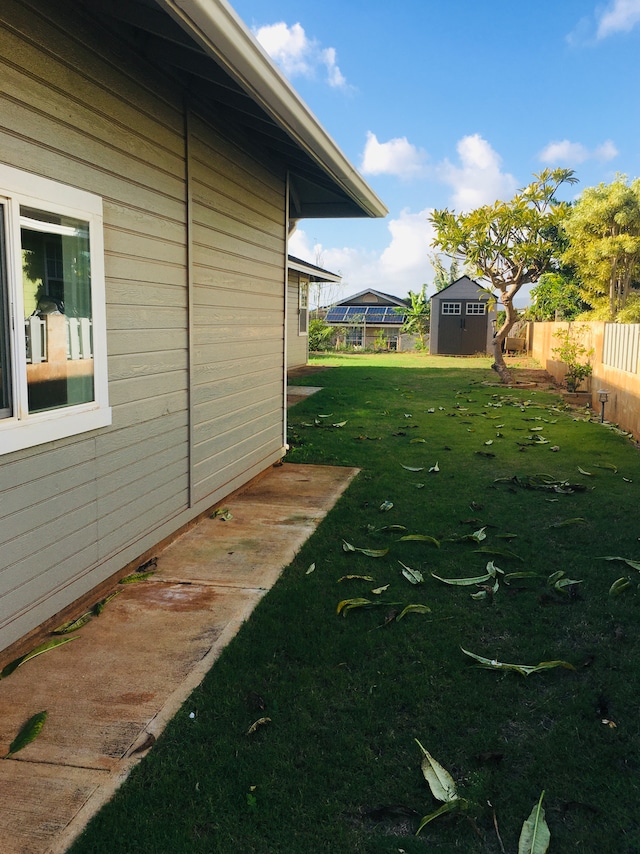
[80,0,386,220]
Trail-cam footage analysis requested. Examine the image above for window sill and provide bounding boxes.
[0,406,112,455]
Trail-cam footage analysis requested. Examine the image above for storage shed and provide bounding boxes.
[429,276,496,355]
[0,0,386,655]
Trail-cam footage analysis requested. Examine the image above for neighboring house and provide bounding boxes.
[287,256,341,370]
[429,276,496,355]
[324,289,410,350]
[0,0,386,655]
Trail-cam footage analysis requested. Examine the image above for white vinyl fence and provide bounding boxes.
[602,323,640,374]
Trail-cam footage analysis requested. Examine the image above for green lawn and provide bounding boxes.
[70,354,640,853]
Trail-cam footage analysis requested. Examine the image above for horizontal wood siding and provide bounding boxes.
[0,0,290,652]
[189,114,286,506]
[0,0,192,648]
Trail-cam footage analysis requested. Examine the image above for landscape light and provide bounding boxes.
[597,389,609,423]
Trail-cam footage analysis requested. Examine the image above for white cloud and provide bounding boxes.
[360,131,428,179]
[289,211,437,300]
[437,134,517,210]
[253,22,348,88]
[596,0,640,38]
[539,138,618,165]
[594,139,620,160]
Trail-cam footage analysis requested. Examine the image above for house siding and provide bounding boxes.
[287,270,308,369]
[0,0,286,651]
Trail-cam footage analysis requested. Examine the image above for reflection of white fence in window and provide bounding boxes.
[603,323,640,373]
[66,317,93,360]
[25,316,47,364]
[25,316,93,363]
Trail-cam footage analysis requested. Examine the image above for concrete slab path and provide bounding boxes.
[0,463,358,854]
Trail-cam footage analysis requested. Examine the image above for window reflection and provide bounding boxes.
[21,207,94,413]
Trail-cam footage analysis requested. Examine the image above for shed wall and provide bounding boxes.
[0,0,286,651]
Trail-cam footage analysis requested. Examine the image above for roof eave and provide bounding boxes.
[154,0,387,219]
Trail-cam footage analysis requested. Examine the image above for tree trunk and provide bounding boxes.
[491,292,519,383]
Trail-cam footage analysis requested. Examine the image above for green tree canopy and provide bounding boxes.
[562,175,640,319]
[525,272,587,321]
[430,168,577,379]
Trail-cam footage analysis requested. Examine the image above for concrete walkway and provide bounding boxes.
[0,462,358,854]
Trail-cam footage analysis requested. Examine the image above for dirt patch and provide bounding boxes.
[287,365,332,379]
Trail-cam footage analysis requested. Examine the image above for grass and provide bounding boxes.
[70,353,640,853]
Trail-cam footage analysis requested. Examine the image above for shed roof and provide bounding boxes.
[84,0,386,220]
[430,276,494,300]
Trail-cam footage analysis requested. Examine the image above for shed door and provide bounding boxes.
[438,301,462,354]
[461,302,488,353]
[438,300,487,354]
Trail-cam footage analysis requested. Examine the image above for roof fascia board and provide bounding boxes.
[337,288,408,306]
[288,256,341,282]
[154,0,387,219]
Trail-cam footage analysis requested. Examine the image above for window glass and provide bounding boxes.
[466,302,486,315]
[0,203,10,417]
[21,206,94,413]
[442,302,461,315]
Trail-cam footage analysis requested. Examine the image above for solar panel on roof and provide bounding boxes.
[325,305,406,324]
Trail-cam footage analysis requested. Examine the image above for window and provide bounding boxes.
[466,302,486,315]
[442,302,461,315]
[346,327,363,347]
[298,279,308,335]
[0,164,110,455]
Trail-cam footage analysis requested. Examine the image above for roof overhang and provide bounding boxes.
[288,255,341,283]
[129,0,386,220]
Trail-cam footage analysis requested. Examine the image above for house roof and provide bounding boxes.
[334,289,409,307]
[288,256,341,283]
[84,0,386,221]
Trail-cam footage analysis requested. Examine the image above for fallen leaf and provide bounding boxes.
[0,637,78,680]
[461,647,574,677]
[396,604,431,620]
[399,561,424,584]
[305,563,316,575]
[399,534,440,547]
[518,791,550,854]
[246,717,271,736]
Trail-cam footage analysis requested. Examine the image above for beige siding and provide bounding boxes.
[189,114,286,506]
[287,270,309,369]
[0,0,288,650]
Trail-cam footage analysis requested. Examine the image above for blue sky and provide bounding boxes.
[232,0,640,304]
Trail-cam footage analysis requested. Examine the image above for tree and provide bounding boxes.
[562,176,640,319]
[397,287,430,349]
[429,254,460,291]
[525,272,587,321]
[308,317,334,351]
[430,168,577,380]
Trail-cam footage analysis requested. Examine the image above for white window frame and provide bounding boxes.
[0,164,110,456]
[466,302,486,315]
[298,279,309,336]
[441,302,461,315]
